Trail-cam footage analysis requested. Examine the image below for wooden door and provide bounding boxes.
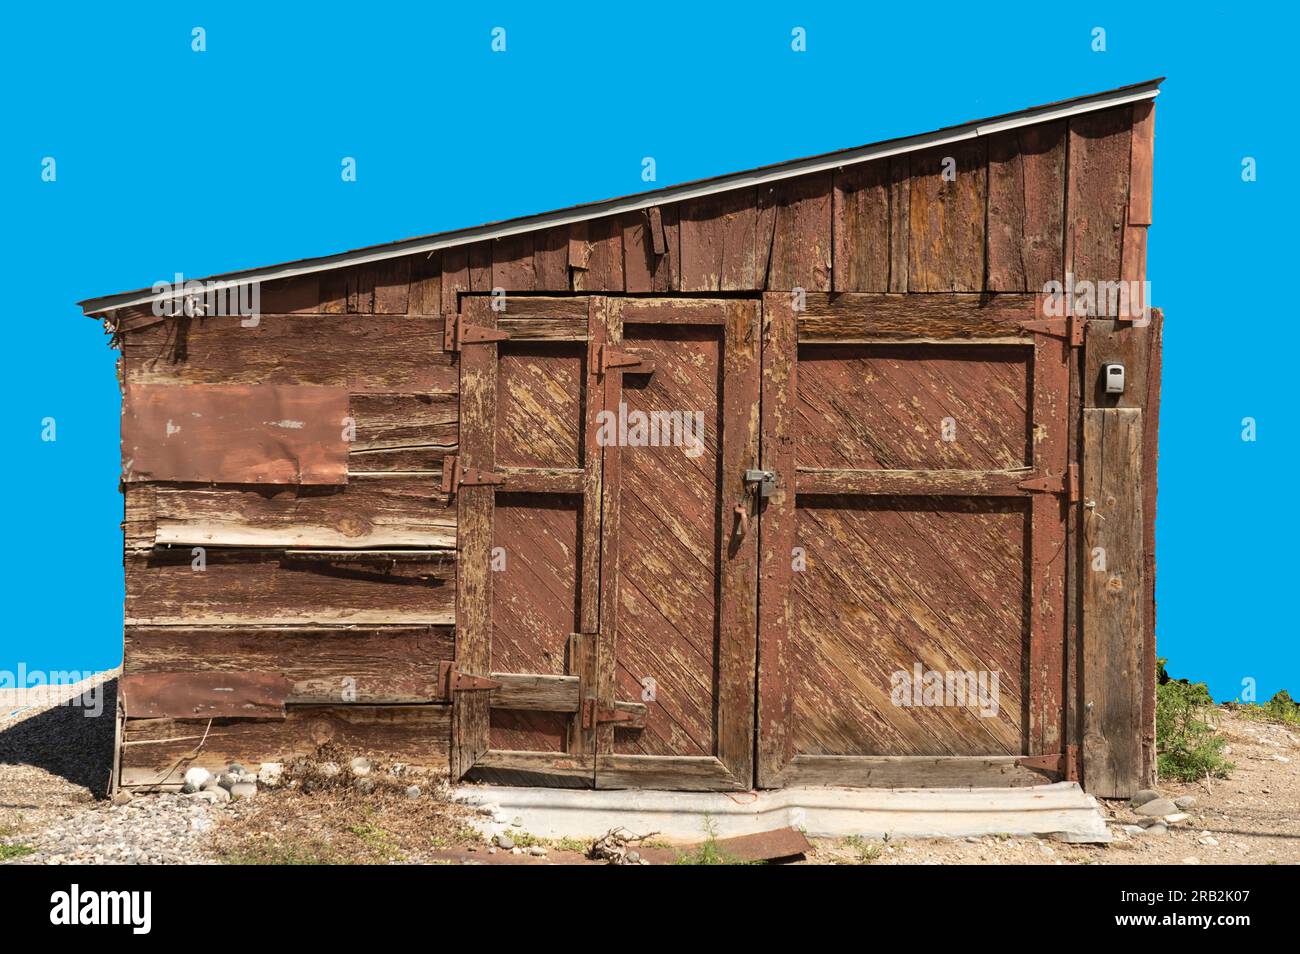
[756,293,1072,788]
[594,298,760,791]
[449,297,606,786]
[450,296,760,791]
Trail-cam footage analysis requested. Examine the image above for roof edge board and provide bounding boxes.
[80,81,1160,316]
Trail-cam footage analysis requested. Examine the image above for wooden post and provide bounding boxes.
[1081,408,1144,797]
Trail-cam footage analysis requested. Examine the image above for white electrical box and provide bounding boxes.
[1103,363,1125,395]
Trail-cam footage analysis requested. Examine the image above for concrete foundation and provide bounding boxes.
[455,781,1111,844]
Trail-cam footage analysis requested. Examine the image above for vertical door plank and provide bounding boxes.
[1081,407,1144,797]
[1028,331,1070,755]
[594,298,623,755]
[451,299,497,778]
[757,292,797,786]
[716,301,761,784]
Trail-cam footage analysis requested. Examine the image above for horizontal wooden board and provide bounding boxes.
[149,475,454,549]
[125,548,455,626]
[120,704,450,786]
[122,315,454,394]
[124,624,455,703]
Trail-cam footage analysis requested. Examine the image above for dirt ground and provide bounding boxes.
[2,678,1297,865]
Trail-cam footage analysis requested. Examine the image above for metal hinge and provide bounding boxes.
[1019,313,1084,348]
[1015,746,1080,781]
[595,344,654,376]
[444,312,511,351]
[580,698,647,729]
[1017,464,1080,503]
[440,455,506,494]
[438,661,503,695]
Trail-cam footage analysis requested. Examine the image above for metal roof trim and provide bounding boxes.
[79,78,1162,316]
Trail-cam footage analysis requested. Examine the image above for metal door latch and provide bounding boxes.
[744,469,777,498]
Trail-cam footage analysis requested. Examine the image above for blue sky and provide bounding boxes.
[1,2,1293,703]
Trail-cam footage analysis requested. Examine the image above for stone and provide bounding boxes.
[236,772,258,785]
[354,777,375,795]
[1199,835,1219,847]
[349,757,372,776]
[405,785,422,799]
[257,762,283,787]
[228,763,246,775]
[1174,795,1197,809]
[494,833,515,850]
[626,851,641,863]
[1143,823,1168,836]
[528,846,548,856]
[110,791,134,806]
[1121,825,1146,836]
[1128,789,1160,808]
[319,762,341,778]
[217,773,238,791]
[229,782,257,801]
[183,767,213,790]
[1163,813,1190,825]
[205,785,230,804]
[1134,797,1177,817]
[200,777,221,792]
[181,781,200,794]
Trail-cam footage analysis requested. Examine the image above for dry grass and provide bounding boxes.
[208,744,479,865]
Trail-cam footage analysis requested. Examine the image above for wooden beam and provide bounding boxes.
[1081,408,1144,797]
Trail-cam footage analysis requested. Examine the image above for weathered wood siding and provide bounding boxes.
[111,101,1158,794]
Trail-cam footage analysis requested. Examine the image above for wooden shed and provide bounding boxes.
[81,79,1163,799]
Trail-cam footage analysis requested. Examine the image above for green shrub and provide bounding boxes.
[1236,689,1300,728]
[1155,658,1233,782]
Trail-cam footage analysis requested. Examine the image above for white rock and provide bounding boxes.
[183,767,213,790]
[319,762,341,778]
[350,757,372,776]
[257,762,283,787]
[229,781,257,801]
[405,785,422,799]
[1199,836,1219,847]
[1163,813,1190,825]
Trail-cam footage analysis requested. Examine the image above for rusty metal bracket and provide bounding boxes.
[1019,314,1084,348]
[440,455,506,494]
[1018,464,1080,502]
[1015,752,1066,776]
[597,344,654,376]
[581,698,646,729]
[439,661,503,696]
[444,312,511,351]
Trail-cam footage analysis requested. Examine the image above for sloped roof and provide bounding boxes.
[79,78,1162,316]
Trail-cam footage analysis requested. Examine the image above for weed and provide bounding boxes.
[1156,658,1233,782]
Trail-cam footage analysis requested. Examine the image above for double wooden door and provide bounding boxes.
[448,293,1070,791]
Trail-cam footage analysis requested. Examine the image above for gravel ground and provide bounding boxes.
[3,674,1296,865]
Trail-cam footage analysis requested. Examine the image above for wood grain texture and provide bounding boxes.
[149,476,454,549]
[124,624,454,704]
[125,548,455,626]
[833,160,890,292]
[987,122,1065,292]
[766,172,832,291]
[1128,101,1155,227]
[1081,407,1144,797]
[122,314,454,394]
[1066,106,1133,285]
[451,299,496,777]
[908,142,987,292]
[1141,310,1163,786]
